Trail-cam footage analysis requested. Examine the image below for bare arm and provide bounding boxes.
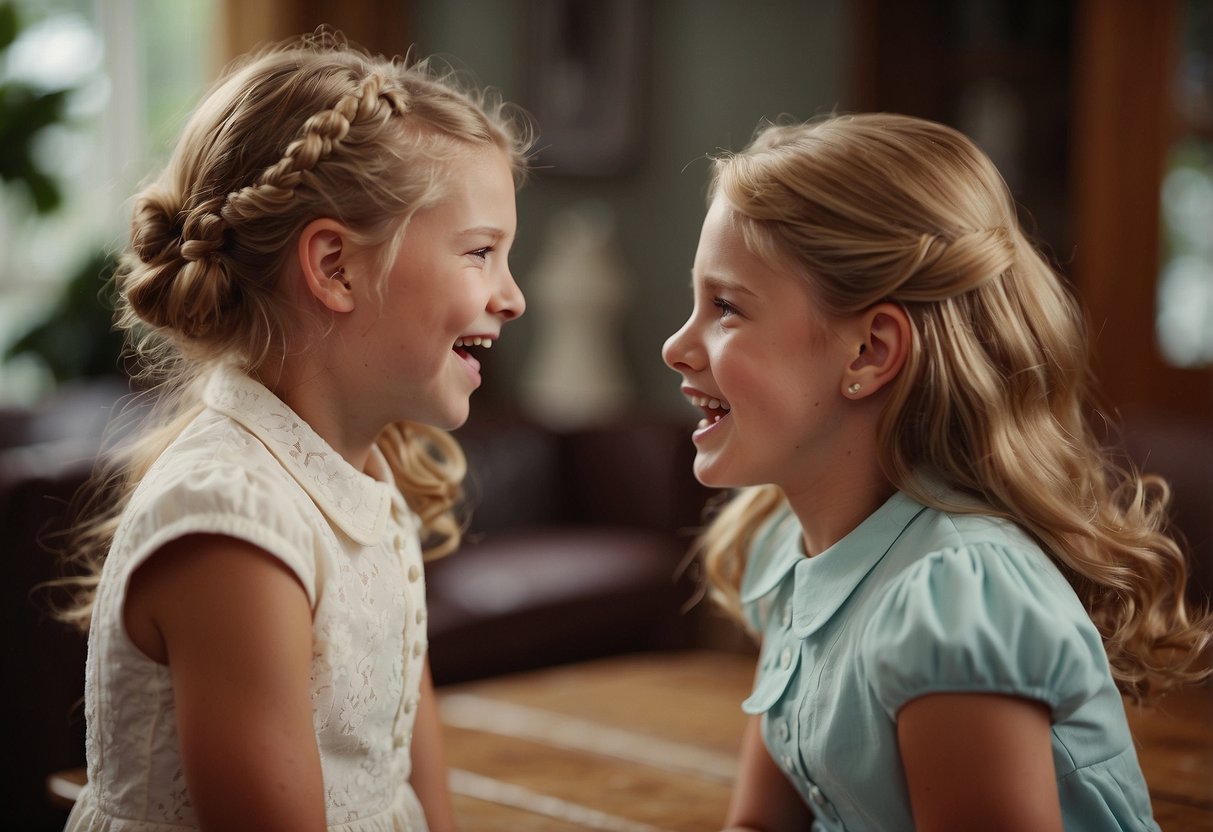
[410,657,457,831]
[723,715,815,832]
[897,693,1062,832]
[125,534,326,832]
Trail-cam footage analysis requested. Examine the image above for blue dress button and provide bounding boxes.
[809,784,838,821]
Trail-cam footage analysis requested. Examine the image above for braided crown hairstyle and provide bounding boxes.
[122,29,528,354]
[696,113,1210,702]
[58,32,531,628]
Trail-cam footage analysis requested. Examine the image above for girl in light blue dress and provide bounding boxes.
[663,113,1211,831]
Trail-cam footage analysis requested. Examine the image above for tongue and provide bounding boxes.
[455,347,481,372]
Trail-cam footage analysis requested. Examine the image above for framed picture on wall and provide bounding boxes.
[525,0,649,177]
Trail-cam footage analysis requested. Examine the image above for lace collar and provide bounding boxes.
[203,365,392,546]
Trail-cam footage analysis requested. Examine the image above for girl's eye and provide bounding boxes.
[468,247,493,261]
[713,297,739,318]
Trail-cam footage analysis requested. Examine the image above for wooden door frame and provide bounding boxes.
[219,0,411,66]
[1071,0,1211,424]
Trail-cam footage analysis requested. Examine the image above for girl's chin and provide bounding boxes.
[692,456,740,489]
[437,406,471,431]
[693,453,774,491]
[412,398,471,432]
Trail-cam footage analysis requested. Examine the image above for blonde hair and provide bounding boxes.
[60,30,532,629]
[697,113,1210,702]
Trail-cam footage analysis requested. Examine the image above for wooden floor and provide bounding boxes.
[441,650,1213,831]
[48,649,1212,829]
[441,650,753,831]
[1123,681,1213,830]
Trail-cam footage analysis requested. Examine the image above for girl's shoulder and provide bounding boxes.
[111,409,324,599]
[888,508,1078,612]
[133,407,306,515]
[860,509,1112,719]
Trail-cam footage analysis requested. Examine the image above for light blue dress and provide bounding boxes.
[740,488,1160,831]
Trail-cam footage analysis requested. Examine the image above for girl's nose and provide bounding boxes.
[492,267,526,321]
[662,318,700,371]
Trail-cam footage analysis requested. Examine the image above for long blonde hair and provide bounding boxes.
[60,30,532,629]
[698,113,1210,702]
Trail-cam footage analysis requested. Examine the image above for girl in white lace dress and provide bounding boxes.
[60,30,530,832]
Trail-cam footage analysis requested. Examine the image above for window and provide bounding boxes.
[0,0,215,403]
[1157,0,1213,368]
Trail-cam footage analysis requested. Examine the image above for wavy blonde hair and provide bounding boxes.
[59,30,532,630]
[697,113,1210,702]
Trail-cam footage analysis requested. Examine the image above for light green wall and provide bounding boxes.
[412,0,851,414]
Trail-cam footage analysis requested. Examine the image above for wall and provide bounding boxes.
[411,0,850,416]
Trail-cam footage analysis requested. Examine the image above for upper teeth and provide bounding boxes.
[455,337,492,349]
[690,395,730,411]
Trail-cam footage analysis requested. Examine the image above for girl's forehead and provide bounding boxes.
[411,147,516,232]
[696,200,752,263]
[696,202,788,285]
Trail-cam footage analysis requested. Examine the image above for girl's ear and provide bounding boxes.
[297,218,355,313]
[841,302,911,399]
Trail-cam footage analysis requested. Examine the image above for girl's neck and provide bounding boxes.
[782,452,894,557]
[258,362,378,474]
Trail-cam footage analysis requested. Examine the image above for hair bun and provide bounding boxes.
[171,256,234,337]
[124,190,235,338]
[179,202,228,264]
[130,187,183,265]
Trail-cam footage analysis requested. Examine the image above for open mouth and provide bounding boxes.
[689,394,731,429]
[454,336,493,372]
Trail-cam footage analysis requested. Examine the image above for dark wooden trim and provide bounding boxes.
[220,0,411,64]
[1070,0,1212,422]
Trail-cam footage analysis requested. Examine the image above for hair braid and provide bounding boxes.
[223,74,407,222]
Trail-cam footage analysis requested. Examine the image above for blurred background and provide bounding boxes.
[2,1,1211,828]
[0,0,1208,421]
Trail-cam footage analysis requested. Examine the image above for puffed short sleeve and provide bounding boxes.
[859,542,1108,722]
[118,460,321,608]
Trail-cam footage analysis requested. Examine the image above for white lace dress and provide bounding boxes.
[64,367,431,831]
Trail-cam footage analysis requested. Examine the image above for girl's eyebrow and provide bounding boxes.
[699,274,757,297]
[458,226,509,239]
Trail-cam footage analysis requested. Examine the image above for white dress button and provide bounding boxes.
[412,640,424,658]
[777,720,790,742]
[782,755,795,772]
[780,648,792,669]
[781,605,792,628]
[415,608,426,625]
[407,564,420,582]
[810,785,825,806]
